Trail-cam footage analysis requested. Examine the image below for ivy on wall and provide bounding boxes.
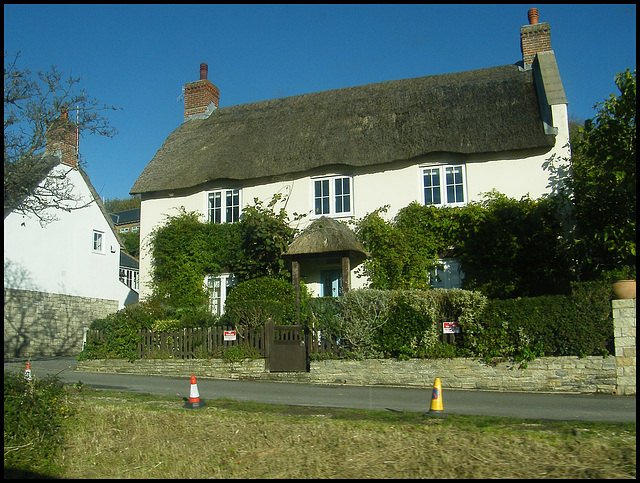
[147,195,300,310]
[354,190,573,299]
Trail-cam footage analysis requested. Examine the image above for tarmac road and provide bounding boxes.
[4,356,636,423]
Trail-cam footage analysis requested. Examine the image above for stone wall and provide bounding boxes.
[77,357,266,380]
[4,288,118,358]
[77,355,617,394]
[612,298,636,395]
[71,297,637,396]
[309,356,616,393]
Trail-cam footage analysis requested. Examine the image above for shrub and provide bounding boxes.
[466,280,614,360]
[307,296,342,339]
[223,276,307,327]
[4,372,74,477]
[336,289,391,358]
[376,290,438,358]
[78,300,169,361]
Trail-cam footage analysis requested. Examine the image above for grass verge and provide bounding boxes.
[5,386,635,479]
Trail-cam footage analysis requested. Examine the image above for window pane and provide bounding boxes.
[445,166,464,203]
[334,177,351,213]
[209,192,222,224]
[315,180,330,214]
[424,169,441,205]
[225,189,240,223]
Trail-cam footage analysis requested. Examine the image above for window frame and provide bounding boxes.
[92,230,104,254]
[205,273,237,316]
[207,188,241,224]
[421,164,467,207]
[312,175,354,218]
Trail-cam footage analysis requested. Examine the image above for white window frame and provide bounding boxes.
[421,165,467,207]
[207,188,241,224]
[312,175,353,217]
[119,267,139,291]
[205,273,237,316]
[92,230,104,254]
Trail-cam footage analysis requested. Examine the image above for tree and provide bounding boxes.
[103,196,141,213]
[4,51,118,224]
[569,69,636,279]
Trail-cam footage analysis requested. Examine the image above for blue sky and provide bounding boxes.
[4,4,636,202]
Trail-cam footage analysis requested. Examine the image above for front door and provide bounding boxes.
[321,269,343,297]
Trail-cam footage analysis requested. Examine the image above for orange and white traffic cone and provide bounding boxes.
[427,377,446,418]
[183,375,206,409]
[24,362,32,381]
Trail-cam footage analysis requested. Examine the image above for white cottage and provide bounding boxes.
[131,8,569,308]
[4,111,137,357]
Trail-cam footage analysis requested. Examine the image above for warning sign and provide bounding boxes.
[443,322,460,334]
[224,330,237,341]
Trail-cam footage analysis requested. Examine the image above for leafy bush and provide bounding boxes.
[221,345,261,362]
[336,289,391,358]
[376,290,438,358]
[223,276,307,327]
[78,301,169,361]
[4,372,74,477]
[308,297,342,339]
[466,280,614,360]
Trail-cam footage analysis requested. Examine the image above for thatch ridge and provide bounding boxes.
[131,64,555,194]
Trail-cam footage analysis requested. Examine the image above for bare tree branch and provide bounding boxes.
[4,51,119,224]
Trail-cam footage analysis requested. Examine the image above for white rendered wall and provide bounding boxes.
[4,165,132,308]
[137,105,570,300]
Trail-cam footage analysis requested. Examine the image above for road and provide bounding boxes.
[4,357,636,423]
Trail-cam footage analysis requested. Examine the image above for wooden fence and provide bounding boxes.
[85,326,343,360]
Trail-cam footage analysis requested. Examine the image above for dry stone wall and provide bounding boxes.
[4,288,118,358]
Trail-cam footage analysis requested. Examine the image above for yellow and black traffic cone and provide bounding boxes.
[427,377,446,418]
[183,375,206,409]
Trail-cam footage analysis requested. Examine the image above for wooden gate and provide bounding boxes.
[266,319,307,372]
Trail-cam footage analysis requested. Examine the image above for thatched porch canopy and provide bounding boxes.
[283,216,369,265]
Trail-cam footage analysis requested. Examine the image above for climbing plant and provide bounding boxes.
[147,195,303,311]
[354,191,572,299]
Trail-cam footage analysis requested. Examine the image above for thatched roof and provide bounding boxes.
[131,64,556,195]
[284,216,369,264]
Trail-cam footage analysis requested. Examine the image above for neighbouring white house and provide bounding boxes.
[4,110,137,357]
[130,8,570,312]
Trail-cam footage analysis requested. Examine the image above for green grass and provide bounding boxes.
[5,385,636,479]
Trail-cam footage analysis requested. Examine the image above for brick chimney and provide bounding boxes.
[45,106,78,167]
[184,62,220,121]
[520,8,551,68]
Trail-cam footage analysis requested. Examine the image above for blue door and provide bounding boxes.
[321,270,343,297]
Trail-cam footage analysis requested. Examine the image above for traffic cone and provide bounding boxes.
[427,377,446,418]
[183,375,206,409]
[24,362,32,381]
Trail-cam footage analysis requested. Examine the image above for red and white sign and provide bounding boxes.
[443,322,460,334]
[224,330,237,341]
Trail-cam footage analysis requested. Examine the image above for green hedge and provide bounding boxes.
[466,280,614,360]
[222,276,309,327]
[78,279,617,363]
[311,284,614,361]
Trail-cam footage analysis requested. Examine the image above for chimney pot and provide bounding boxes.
[199,62,208,80]
[528,8,539,25]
